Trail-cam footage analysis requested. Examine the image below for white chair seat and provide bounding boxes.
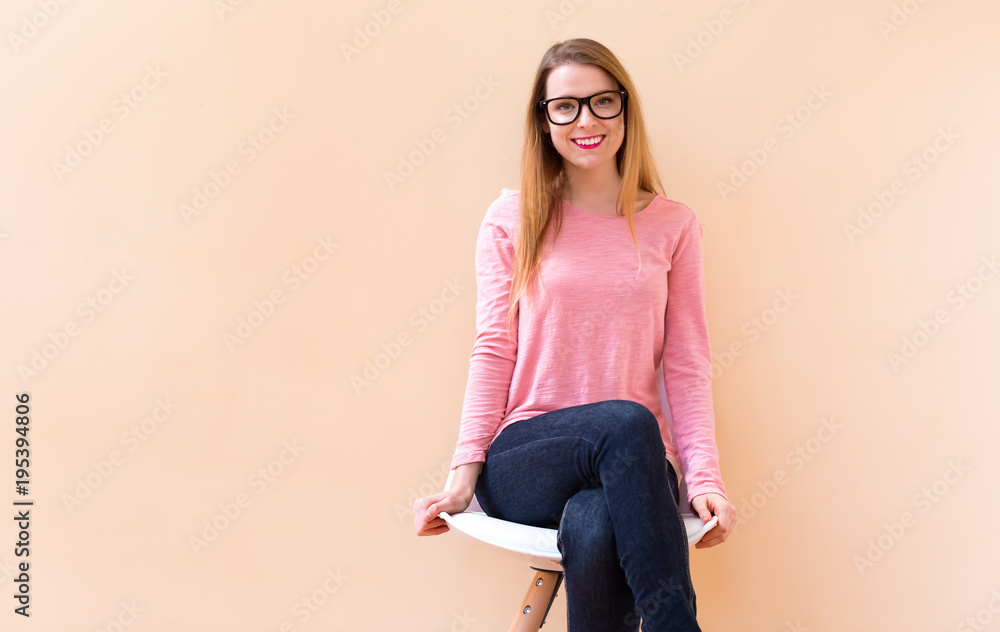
[440,471,718,572]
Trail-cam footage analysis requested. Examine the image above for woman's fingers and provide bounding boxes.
[415,511,451,536]
[696,530,724,548]
[414,492,451,535]
[422,492,449,519]
[414,489,473,536]
[419,521,450,536]
[696,517,730,548]
[413,496,432,533]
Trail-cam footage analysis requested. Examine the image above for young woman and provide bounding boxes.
[415,38,735,631]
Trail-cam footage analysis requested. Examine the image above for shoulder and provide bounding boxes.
[648,196,705,259]
[483,188,521,231]
[493,187,521,212]
[651,195,700,232]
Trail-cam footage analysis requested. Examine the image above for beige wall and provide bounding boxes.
[2,0,998,629]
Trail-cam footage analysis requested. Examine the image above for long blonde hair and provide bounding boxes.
[506,38,666,337]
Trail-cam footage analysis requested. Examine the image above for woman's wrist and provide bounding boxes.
[449,461,484,498]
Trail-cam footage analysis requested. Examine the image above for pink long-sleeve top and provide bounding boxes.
[450,188,727,505]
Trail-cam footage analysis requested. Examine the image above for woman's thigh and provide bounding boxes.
[475,400,678,528]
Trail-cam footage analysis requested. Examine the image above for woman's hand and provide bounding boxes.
[415,462,483,537]
[414,488,474,537]
[690,492,736,549]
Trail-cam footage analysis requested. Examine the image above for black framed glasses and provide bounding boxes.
[539,89,628,125]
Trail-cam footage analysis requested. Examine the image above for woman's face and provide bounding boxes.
[542,63,626,177]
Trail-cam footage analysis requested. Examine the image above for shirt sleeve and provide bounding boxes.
[662,211,728,504]
[450,194,518,470]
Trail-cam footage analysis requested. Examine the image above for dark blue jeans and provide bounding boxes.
[475,400,700,632]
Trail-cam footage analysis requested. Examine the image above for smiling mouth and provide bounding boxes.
[572,135,605,148]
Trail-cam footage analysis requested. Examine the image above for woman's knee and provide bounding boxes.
[597,400,662,450]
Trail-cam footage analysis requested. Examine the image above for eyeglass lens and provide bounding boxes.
[546,92,623,124]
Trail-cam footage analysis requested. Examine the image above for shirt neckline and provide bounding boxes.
[562,193,664,218]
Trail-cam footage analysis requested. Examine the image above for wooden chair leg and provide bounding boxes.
[508,569,564,632]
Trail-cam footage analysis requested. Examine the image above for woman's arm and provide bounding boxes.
[662,210,728,505]
[662,209,736,546]
[416,195,518,537]
[450,192,519,469]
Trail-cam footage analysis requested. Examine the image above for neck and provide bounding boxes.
[562,161,622,204]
